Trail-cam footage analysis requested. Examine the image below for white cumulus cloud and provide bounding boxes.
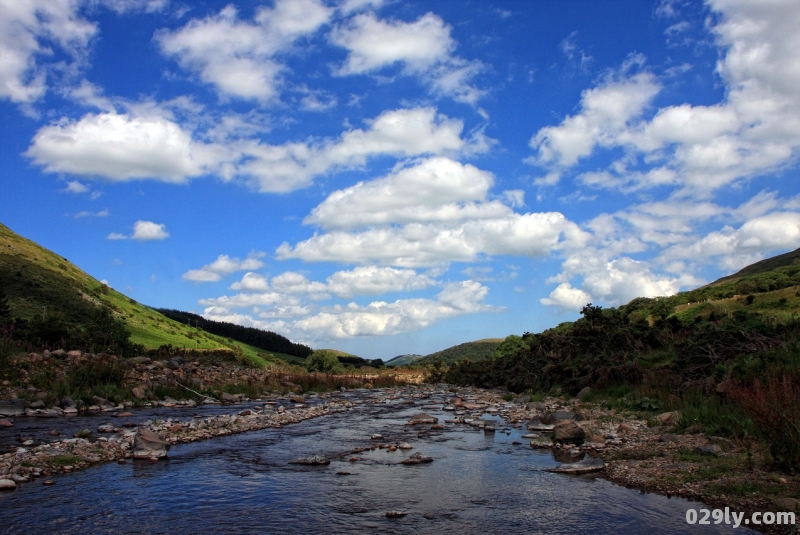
[0,0,96,104]
[183,252,266,282]
[155,0,332,102]
[26,112,207,182]
[331,12,485,105]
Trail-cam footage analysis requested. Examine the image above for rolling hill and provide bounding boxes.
[418,338,505,366]
[385,354,425,367]
[0,222,303,366]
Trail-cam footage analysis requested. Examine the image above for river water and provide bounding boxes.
[0,388,744,534]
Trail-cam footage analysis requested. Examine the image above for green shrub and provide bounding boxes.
[53,358,129,404]
[305,350,343,373]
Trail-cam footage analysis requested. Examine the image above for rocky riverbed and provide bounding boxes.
[1,381,799,533]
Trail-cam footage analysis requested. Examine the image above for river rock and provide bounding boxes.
[526,401,546,411]
[289,455,331,465]
[407,413,438,425]
[543,410,577,423]
[616,423,635,434]
[166,357,183,370]
[97,423,116,433]
[0,399,26,417]
[386,511,406,518]
[545,457,605,474]
[133,429,170,459]
[398,442,413,450]
[29,400,45,409]
[0,419,13,428]
[773,498,799,512]
[60,396,77,409]
[221,392,240,403]
[92,396,113,409]
[553,420,585,445]
[694,444,723,457]
[530,437,553,448]
[655,411,680,425]
[400,452,433,464]
[0,479,16,491]
[527,418,554,432]
[131,387,146,399]
[51,349,66,359]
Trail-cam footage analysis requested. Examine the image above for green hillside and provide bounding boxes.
[385,354,424,367]
[705,246,800,287]
[447,249,800,394]
[0,222,275,366]
[418,338,504,365]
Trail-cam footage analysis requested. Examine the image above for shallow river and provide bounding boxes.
[0,389,744,534]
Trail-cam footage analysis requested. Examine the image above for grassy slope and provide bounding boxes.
[705,246,800,287]
[0,223,273,365]
[419,338,504,365]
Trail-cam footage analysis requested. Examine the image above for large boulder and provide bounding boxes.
[553,420,585,445]
[0,479,16,491]
[0,399,26,417]
[132,429,170,459]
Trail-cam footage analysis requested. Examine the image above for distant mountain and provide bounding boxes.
[418,338,505,366]
[385,354,425,367]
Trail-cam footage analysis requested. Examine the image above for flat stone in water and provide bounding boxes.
[289,455,331,466]
[407,413,438,425]
[545,457,605,474]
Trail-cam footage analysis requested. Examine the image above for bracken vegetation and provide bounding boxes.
[444,251,800,473]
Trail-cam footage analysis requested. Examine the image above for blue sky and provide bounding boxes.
[2,0,800,360]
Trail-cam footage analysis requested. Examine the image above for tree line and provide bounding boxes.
[156,309,313,358]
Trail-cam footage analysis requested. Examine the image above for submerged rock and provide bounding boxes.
[289,455,331,466]
[400,452,433,464]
